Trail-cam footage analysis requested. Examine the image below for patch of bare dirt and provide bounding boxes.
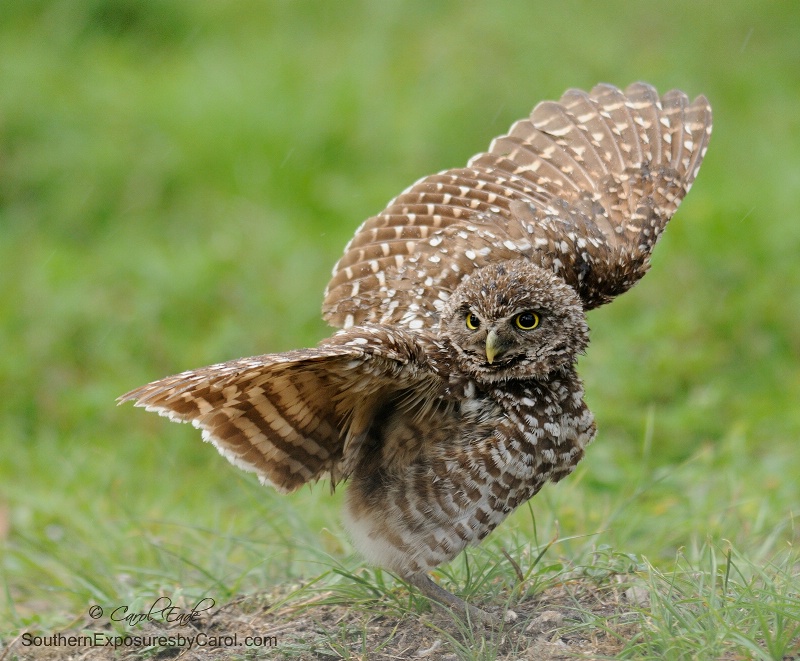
[2,578,646,660]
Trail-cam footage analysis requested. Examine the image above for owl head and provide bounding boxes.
[439,260,589,384]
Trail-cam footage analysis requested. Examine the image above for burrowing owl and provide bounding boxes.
[120,82,712,622]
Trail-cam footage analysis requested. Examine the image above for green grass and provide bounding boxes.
[1,1,799,658]
[630,544,800,660]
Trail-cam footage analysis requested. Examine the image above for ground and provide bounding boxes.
[2,577,649,660]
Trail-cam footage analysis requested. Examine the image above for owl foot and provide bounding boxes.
[405,573,505,627]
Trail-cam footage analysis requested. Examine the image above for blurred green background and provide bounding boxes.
[1,0,798,630]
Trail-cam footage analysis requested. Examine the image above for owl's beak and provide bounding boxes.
[485,330,507,364]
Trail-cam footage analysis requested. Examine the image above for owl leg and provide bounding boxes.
[405,572,502,626]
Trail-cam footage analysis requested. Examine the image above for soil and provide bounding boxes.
[2,578,647,660]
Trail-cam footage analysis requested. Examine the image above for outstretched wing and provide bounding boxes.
[323,82,712,328]
[118,326,444,492]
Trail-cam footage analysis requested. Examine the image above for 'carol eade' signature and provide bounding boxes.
[89,597,215,626]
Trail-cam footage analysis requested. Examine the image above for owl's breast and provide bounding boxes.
[343,371,594,574]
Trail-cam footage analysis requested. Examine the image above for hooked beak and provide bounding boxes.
[485,329,508,364]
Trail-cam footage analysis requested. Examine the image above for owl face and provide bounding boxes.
[440,260,589,384]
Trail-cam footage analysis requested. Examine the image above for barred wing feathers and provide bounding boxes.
[118,327,443,492]
[323,82,712,328]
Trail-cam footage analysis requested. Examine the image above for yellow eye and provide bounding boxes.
[465,312,480,330]
[515,311,540,330]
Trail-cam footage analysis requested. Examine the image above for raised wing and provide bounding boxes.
[118,326,444,492]
[323,82,712,328]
